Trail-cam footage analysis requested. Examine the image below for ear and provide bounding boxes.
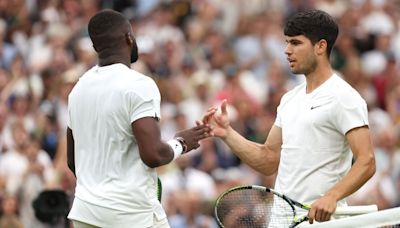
[125,32,134,46]
[315,39,327,56]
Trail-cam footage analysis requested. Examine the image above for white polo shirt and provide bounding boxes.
[67,63,165,227]
[274,74,368,206]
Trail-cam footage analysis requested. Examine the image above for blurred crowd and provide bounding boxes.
[0,0,399,227]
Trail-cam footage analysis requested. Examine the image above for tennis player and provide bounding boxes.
[66,10,213,228]
[202,10,376,224]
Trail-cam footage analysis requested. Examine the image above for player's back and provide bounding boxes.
[67,63,162,215]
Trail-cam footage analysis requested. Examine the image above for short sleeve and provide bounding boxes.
[127,79,161,123]
[274,91,290,128]
[129,98,161,123]
[333,90,369,135]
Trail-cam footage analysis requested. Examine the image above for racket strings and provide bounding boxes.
[215,189,294,228]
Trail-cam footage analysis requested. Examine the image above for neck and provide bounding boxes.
[305,60,333,93]
[97,52,131,68]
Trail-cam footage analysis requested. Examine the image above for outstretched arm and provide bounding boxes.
[224,125,281,175]
[308,126,376,223]
[202,100,282,176]
[132,117,213,168]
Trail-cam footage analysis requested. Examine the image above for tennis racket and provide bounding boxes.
[214,185,377,228]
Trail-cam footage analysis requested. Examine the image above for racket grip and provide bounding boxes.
[157,177,162,202]
[334,205,377,215]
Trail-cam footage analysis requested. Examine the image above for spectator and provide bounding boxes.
[0,194,23,228]
[19,137,56,228]
[0,122,29,195]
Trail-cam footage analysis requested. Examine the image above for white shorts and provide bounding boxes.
[72,216,169,228]
[68,197,169,228]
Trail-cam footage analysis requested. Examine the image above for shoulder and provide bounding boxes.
[329,74,366,109]
[122,69,161,100]
[127,69,159,89]
[68,67,95,94]
[280,82,305,104]
[130,69,158,88]
[76,65,97,82]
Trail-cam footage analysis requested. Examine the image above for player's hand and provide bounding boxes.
[197,99,231,138]
[174,123,213,153]
[308,195,337,224]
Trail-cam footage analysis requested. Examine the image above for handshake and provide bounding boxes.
[173,100,230,154]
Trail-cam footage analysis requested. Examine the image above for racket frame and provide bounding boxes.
[214,185,311,228]
[215,185,378,227]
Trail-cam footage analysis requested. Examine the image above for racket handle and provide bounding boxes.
[157,177,162,202]
[334,205,377,215]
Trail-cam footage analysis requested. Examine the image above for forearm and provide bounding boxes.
[141,138,187,168]
[325,154,375,202]
[148,142,176,168]
[222,127,279,175]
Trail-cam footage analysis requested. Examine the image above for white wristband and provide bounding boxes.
[167,139,183,161]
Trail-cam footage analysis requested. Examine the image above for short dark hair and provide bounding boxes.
[88,9,130,52]
[284,10,338,57]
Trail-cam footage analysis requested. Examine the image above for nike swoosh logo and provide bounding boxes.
[310,105,323,110]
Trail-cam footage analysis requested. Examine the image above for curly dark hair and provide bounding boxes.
[284,10,339,57]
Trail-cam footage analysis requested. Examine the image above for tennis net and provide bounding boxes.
[298,207,400,228]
